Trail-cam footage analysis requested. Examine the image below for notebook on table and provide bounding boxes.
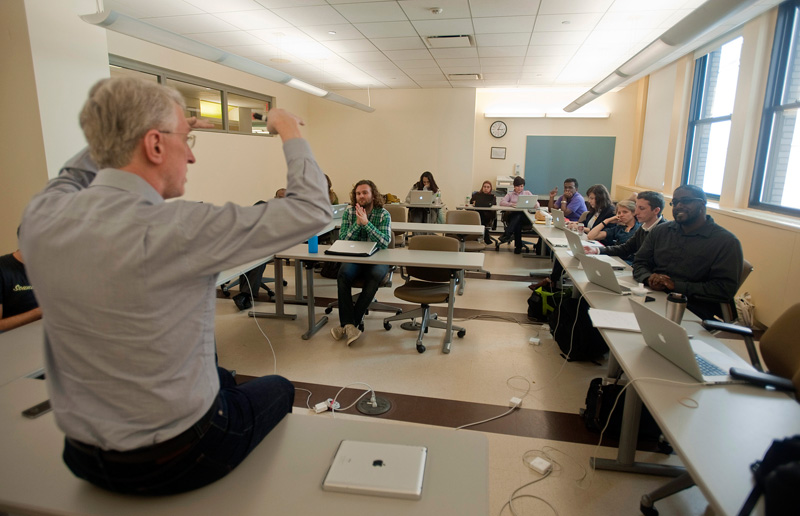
[405,190,434,205]
[551,209,566,229]
[331,204,349,219]
[516,195,538,209]
[322,440,428,500]
[577,254,633,294]
[564,230,624,270]
[629,299,751,384]
[325,240,379,257]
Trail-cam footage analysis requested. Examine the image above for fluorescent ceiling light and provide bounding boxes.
[286,78,327,97]
[590,72,627,95]
[81,10,373,113]
[617,39,674,76]
[545,111,609,119]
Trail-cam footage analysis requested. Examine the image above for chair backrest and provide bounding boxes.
[740,257,754,287]
[385,204,407,223]
[720,257,755,322]
[406,235,460,283]
[445,210,482,241]
[760,304,800,389]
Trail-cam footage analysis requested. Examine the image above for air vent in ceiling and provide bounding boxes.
[448,73,482,81]
[425,35,473,48]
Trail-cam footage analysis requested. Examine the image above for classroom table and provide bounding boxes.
[253,244,484,353]
[393,202,446,224]
[0,377,489,516]
[549,245,800,515]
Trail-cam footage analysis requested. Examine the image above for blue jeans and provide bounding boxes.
[62,367,294,495]
[337,262,390,327]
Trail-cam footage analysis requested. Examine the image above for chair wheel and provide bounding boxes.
[640,503,658,516]
[221,289,231,298]
[364,309,369,315]
[282,280,288,286]
[485,272,491,279]
[457,330,466,338]
[324,307,332,314]
[416,343,426,353]
[384,322,392,331]
[424,327,428,333]
[395,309,402,315]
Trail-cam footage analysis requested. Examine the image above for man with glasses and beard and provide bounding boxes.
[633,185,743,320]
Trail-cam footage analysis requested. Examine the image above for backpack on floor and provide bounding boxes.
[547,296,608,362]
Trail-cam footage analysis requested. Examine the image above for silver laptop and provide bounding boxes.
[577,254,632,293]
[629,299,750,384]
[325,240,379,257]
[565,231,624,269]
[551,209,566,229]
[405,190,434,205]
[516,195,538,209]
[322,440,427,500]
[331,203,349,219]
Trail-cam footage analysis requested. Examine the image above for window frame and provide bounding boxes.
[749,0,800,217]
[681,36,743,200]
[109,55,274,137]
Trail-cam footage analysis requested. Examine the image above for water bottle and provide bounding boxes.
[465,196,470,206]
[308,235,319,253]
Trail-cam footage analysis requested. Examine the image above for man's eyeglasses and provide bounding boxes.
[669,197,705,207]
[158,130,196,149]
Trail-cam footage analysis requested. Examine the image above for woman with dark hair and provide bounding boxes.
[574,184,615,234]
[325,174,339,204]
[470,180,497,244]
[408,171,443,223]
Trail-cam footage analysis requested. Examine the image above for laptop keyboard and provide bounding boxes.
[694,354,726,377]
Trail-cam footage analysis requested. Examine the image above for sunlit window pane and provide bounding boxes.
[228,93,270,135]
[701,37,742,119]
[762,109,800,209]
[165,78,224,131]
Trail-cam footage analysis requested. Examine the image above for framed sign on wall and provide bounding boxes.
[491,147,506,159]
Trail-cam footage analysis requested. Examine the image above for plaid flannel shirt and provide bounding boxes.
[339,205,391,249]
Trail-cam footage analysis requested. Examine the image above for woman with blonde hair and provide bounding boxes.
[587,199,640,263]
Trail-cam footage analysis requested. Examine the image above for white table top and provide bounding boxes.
[278,244,485,271]
[391,222,484,235]
[0,321,44,388]
[0,378,489,516]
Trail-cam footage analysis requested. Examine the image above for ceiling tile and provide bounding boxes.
[189,31,266,47]
[414,81,453,88]
[184,0,264,13]
[473,16,535,34]
[411,19,474,37]
[528,31,589,46]
[595,10,674,31]
[371,37,427,51]
[482,73,521,80]
[393,59,439,69]
[538,0,613,15]
[398,0,471,20]
[435,58,480,67]
[479,58,525,68]
[533,13,603,32]
[333,2,407,23]
[301,24,365,41]
[221,44,280,58]
[384,49,433,61]
[439,66,482,74]
[338,51,392,63]
[254,0,327,8]
[355,21,418,38]
[323,39,378,53]
[608,0,687,12]
[470,0,541,18]
[526,45,579,57]
[356,61,405,71]
[143,14,240,34]
[429,48,479,59]
[404,70,447,80]
[477,46,528,58]
[214,10,292,30]
[524,55,571,66]
[271,5,348,26]
[475,33,531,47]
[366,69,409,80]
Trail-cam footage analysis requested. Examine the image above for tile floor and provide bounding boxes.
[214,247,718,516]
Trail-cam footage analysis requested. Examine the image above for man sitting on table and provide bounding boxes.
[583,191,666,263]
[498,176,539,254]
[331,180,391,346]
[19,77,331,495]
[0,239,42,332]
[548,177,586,222]
[633,185,742,320]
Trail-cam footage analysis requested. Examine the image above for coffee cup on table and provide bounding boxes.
[665,292,687,324]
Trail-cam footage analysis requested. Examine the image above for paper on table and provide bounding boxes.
[588,308,641,332]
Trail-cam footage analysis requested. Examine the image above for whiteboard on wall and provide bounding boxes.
[523,135,616,195]
[636,63,678,189]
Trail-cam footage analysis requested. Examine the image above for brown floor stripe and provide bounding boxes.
[233,376,663,452]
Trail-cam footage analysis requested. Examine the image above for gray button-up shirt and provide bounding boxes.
[20,138,331,451]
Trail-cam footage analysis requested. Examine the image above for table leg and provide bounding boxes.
[301,260,328,340]
[457,239,465,296]
[442,275,456,354]
[250,257,297,321]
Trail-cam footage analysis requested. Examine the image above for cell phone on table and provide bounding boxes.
[729,367,795,392]
[22,399,52,419]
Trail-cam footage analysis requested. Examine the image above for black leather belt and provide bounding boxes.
[67,395,221,464]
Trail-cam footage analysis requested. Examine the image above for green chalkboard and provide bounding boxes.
[524,136,616,196]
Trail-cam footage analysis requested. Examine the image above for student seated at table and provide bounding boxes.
[586,200,641,263]
[583,191,666,262]
[570,184,615,234]
[470,179,497,244]
[634,185,742,320]
[0,237,41,332]
[331,180,392,346]
[19,77,332,495]
[407,171,443,224]
[326,174,339,204]
[498,176,538,254]
[548,177,586,221]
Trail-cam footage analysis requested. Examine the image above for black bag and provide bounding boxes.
[319,261,341,279]
[739,435,800,516]
[582,377,662,441]
[548,296,608,362]
[527,285,571,322]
